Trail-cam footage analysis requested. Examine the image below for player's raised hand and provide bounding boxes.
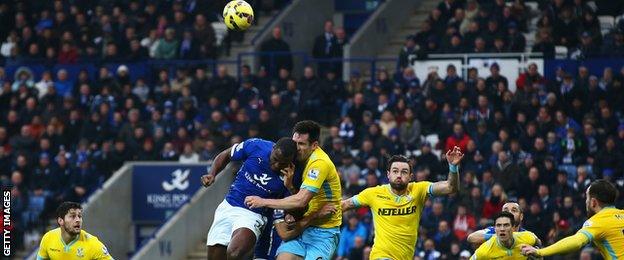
[245,196,265,208]
[446,146,464,166]
[521,244,539,256]
[200,174,215,187]
[281,163,295,189]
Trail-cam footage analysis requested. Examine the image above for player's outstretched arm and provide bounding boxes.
[275,204,337,241]
[431,146,463,196]
[466,229,488,244]
[521,232,590,257]
[246,188,314,210]
[201,147,232,187]
[341,197,357,211]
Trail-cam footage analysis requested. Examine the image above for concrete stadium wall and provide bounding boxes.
[82,164,134,259]
[130,163,238,260]
[344,0,421,79]
[250,0,335,76]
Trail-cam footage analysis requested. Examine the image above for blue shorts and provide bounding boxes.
[276,226,340,260]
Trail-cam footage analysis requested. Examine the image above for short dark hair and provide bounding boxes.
[293,120,320,144]
[494,211,516,226]
[588,180,619,205]
[387,155,412,173]
[56,201,82,219]
[274,137,297,159]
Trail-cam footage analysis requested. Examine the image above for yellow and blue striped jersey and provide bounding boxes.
[300,147,342,228]
[471,231,539,260]
[353,182,432,260]
[575,207,624,259]
[37,228,113,260]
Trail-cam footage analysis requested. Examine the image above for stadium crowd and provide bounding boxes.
[399,0,624,63]
[0,0,290,64]
[1,0,624,259]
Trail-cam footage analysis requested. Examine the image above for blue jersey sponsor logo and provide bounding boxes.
[225,138,289,215]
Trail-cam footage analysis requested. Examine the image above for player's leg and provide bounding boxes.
[206,200,233,260]
[227,206,268,260]
[275,236,305,260]
[227,227,257,259]
[276,252,304,260]
[207,245,227,259]
[300,227,340,260]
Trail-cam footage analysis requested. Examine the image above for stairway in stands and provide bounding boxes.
[216,9,278,74]
[376,0,439,60]
[375,0,544,63]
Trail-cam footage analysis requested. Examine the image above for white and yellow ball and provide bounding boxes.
[223,0,254,31]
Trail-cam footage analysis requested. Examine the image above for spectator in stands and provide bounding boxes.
[506,22,526,52]
[398,37,418,70]
[260,26,293,77]
[532,29,555,59]
[601,29,624,56]
[453,204,476,241]
[312,20,339,75]
[570,31,600,59]
[554,7,579,48]
[337,214,367,259]
[155,28,179,59]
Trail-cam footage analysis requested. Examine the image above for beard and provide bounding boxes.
[390,181,408,191]
[63,223,81,236]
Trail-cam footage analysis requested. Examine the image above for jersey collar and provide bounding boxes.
[61,233,80,252]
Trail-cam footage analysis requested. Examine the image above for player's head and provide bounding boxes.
[271,137,297,171]
[292,120,320,162]
[585,179,619,216]
[502,201,523,228]
[494,211,516,243]
[387,155,412,192]
[56,201,83,236]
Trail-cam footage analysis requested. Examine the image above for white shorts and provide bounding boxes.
[206,199,267,246]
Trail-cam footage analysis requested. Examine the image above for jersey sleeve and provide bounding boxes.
[352,187,375,207]
[37,233,49,260]
[411,181,433,203]
[577,218,602,242]
[230,138,260,161]
[484,226,496,235]
[300,160,331,193]
[91,238,113,260]
[272,209,286,224]
[470,246,486,260]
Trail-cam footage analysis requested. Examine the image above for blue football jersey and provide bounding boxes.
[254,164,304,259]
[224,138,289,215]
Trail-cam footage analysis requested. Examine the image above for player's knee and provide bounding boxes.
[226,245,249,260]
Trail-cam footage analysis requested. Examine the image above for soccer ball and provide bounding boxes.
[223,0,254,31]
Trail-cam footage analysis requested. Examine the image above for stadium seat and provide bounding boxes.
[616,14,624,28]
[525,2,539,16]
[212,22,229,47]
[598,15,615,32]
[555,45,568,59]
[424,134,439,150]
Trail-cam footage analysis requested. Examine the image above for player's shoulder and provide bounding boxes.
[476,237,495,252]
[514,230,538,243]
[409,181,432,193]
[309,148,334,164]
[41,228,61,241]
[244,138,274,149]
[80,230,100,242]
[363,184,387,194]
